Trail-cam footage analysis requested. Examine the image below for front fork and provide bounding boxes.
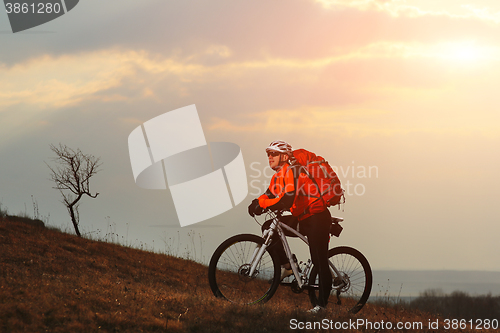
[248,227,274,277]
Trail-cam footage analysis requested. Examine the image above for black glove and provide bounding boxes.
[248,199,265,217]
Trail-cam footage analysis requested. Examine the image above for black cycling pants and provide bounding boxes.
[300,209,333,308]
[262,210,333,307]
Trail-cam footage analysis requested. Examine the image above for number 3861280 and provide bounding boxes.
[5,3,62,14]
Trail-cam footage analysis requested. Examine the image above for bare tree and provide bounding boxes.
[47,144,102,237]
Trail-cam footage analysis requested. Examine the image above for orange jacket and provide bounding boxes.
[258,164,326,220]
[258,164,295,210]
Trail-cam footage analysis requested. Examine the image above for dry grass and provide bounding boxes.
[0,217,493,332]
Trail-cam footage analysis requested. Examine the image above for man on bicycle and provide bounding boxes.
[248,140,333,313]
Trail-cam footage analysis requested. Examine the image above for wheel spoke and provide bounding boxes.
[309,246,372,313]
[208,234,280,305]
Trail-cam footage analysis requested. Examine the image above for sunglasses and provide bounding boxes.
[267,151,281,157]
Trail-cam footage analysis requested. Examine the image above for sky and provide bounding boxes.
[1,0,500,273]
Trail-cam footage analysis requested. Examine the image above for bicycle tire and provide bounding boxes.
[208,234,281,305]
[308,246,372,314]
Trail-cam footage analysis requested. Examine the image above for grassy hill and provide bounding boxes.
[0,216,487,332]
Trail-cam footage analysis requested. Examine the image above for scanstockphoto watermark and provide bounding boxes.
[248,161,379,197]
[290,318,424,330]
[290,318,499,331]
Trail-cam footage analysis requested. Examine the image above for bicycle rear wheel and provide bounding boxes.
[308,246,372,314]
[208,234,281,305]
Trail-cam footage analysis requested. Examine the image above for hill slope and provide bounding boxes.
[0,217,482,332]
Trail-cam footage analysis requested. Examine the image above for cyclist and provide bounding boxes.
[248,140,333,313]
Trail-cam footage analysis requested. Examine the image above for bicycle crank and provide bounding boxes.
[333,273,350,305]
[334,273,350,293]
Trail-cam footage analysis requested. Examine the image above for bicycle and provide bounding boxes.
[208,210,372,314]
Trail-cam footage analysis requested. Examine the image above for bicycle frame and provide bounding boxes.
[249,212,345,290]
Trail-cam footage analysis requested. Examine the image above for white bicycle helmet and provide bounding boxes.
[265,140,293,155]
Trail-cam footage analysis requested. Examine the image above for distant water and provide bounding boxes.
[369,271,500,301]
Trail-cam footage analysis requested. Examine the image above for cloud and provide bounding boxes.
[0,48,223,111]
[2,32,500,147]
[207,105,500,138]
[208,107,400,137]
[0,39,494,120]
[0,45,375,111]
[0,52,132,109]
[2,0,499,71]
[313,0,500,22]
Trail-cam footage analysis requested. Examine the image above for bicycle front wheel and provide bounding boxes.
[208,234,281,305]
[308,246,372,314]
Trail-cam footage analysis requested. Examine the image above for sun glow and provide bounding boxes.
[435,41,499,63]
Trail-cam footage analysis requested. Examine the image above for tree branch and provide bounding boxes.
[47,143,102,237]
